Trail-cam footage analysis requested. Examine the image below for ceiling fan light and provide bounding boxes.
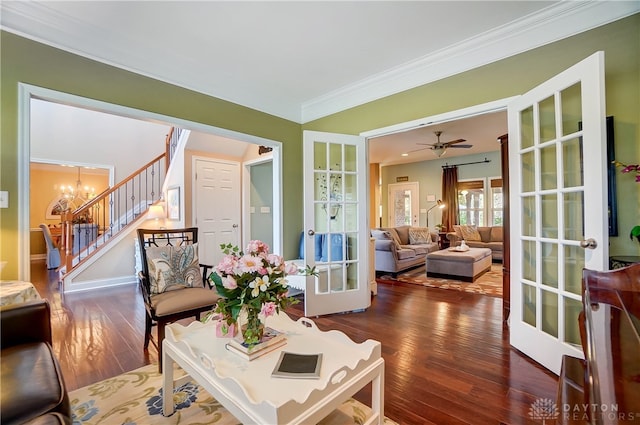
[433,147,447,157]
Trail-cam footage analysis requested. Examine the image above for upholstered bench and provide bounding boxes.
[426,247,492,282]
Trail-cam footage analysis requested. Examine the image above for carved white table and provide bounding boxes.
[162,312,384,424]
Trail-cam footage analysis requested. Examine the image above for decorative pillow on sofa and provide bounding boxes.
[409,227,431,244]
[145,243,203,294]
[371,229,401,250]
[458,225,482,241]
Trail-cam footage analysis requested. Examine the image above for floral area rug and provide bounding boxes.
[70,364,397,425]
[377,263,503,298]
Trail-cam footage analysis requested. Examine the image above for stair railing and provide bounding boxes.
[60,152,167,272]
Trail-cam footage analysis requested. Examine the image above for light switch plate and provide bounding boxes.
[0,191,8,208]
[250,206,255,213]
[260,206,271,213]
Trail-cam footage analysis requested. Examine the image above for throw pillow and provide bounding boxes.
[458,225,482,241]
[409,227,431,244]
[145,243,203,294]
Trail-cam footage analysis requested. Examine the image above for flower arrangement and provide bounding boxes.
[209,240,299,346]
[613,161,640,183]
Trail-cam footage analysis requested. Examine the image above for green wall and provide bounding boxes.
[2,14,639,279]
[0,31,302,278]
[381,151,502,228]
[304,14,640,257]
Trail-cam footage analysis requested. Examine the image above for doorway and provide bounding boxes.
[17,84,284,282]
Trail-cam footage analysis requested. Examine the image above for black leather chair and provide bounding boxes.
[1,299,71,425]
[137,227,220,371]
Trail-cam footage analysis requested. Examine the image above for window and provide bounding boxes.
[489,178,503,226]
[457,177,503,226]
[458,180,484,225]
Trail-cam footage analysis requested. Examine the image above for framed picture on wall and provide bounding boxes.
[167,186,180,221]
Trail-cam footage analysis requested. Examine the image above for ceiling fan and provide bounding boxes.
[411,130,473,157]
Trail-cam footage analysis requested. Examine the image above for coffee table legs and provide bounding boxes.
[162,345,175,416]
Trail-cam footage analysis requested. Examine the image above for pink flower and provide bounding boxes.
[285,262,299,275]
[261,301,276,317]
[267,253,283,267]
[222,276,237,289]
[238,254,262,273]
[216,255,237,275]
[246,240,269,254]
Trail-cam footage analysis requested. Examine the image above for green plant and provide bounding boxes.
[630,226,640,243]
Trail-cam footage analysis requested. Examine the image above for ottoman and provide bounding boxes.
[426,247,492,282]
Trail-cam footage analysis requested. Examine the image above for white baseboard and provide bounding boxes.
[62,275,137,293]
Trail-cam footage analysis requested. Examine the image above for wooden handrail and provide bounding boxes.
[61,151,168,274]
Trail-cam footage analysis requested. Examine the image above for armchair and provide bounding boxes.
[137,227,220,371]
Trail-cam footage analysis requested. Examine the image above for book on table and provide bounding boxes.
[225,327,287,360]
[271,352,323,379]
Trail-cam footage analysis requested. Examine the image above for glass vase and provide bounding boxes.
[241,307,264,346]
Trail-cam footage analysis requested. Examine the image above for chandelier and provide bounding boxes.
[57,166,96,211]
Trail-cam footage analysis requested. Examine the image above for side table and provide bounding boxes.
[609,256,640,270]
[438,232,450,250]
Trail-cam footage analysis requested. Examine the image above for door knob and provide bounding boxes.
[579,238,597,249]
[308,230,315,236]
[232,224,238,228]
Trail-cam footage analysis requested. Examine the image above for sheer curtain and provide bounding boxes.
[441,166,459,232]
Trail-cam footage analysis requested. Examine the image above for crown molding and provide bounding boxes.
[3,2,638,124]
[300,2,640,123]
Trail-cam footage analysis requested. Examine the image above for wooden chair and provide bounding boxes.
[137,227,220,371]
[574,263,640,422]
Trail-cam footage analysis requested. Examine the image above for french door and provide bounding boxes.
[509,52,608,374]
[302,131,370,316]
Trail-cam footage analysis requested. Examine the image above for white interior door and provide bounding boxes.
[387,182,419,227]
[509,52,608,374]
[302,130,370,317]
[195,158,241,266]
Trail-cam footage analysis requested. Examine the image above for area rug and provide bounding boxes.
[70,364,397,425]
[377,264,503,298]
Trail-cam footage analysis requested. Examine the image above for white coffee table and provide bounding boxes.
[162,312,385,424]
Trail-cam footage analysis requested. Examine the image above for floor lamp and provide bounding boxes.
[426,200,445,227]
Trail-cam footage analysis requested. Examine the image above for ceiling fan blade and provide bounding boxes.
[448,144,473,149]
[445,139,467,145]
[406,147,430,153]
[416,143,436,147]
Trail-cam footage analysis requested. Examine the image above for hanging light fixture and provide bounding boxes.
[57,166,95,211]
[432,146,447,158]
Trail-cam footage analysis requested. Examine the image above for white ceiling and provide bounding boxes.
[2,1,636,125]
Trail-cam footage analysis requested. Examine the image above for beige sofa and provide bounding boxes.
[371,225,439,275]
[447,225,503,261]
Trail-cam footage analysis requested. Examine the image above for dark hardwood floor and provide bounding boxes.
[31,259,557,424]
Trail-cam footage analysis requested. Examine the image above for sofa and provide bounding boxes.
[447,225,503,261]
[1,299,72,425]
[371,225,439,275]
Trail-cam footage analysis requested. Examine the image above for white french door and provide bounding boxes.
[387,182,419,227]
[302,131,370,317]
[509,52,608,374]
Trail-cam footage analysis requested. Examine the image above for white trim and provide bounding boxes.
[5,2,637,123]
[18,83,284,284]
[301,2,639,123]
[361,97,518,140]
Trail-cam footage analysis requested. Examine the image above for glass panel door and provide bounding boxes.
[303,131,370,317]
[509,52,607,374]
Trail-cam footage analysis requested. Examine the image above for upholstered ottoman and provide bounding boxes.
[426,247,492,282]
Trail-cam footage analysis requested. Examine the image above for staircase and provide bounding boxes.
[58,128,182,277]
